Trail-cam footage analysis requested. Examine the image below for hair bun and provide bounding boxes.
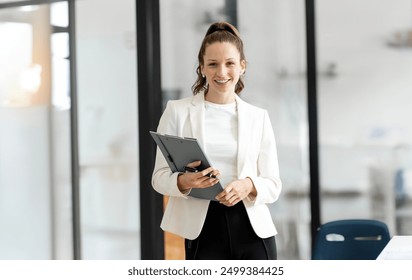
[207,22,240,38]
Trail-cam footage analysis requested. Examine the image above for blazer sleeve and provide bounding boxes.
[248,110,282,205]
[151,101,190,198]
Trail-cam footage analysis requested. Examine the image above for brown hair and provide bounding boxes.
[191,22,246,95]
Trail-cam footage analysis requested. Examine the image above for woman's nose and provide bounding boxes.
[216,65,228,76]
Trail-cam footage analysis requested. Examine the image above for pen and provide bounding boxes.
[184,166,217,179]
[206,173,218,179]
[184,166,198,173]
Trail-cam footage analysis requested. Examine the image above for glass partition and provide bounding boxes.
[0,0,141,260]
[0,1,73,259]
[75,0,140,259]
[317,0,412,236]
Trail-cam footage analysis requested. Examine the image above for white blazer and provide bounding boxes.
[151,92,282,240]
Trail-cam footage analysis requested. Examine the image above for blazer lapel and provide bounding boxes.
[189,93,206,149]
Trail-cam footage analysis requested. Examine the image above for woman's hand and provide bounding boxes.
[177,160,220,193]
[215,177,256,206]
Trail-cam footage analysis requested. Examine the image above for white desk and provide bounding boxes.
[377,236,412,260]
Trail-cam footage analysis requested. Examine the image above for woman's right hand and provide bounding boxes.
[177,160,220,193]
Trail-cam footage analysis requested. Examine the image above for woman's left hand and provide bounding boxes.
[215,178,256,207]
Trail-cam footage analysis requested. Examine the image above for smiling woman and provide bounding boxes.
[152,21,282,260]
[192,22,246,98]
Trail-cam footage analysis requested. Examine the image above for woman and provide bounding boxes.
[152,22,282,260]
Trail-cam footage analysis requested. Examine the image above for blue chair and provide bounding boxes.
[312,219,391,260]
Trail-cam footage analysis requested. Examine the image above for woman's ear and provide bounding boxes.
[240,60,246,74]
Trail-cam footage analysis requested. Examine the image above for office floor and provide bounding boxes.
[165,232,184,260]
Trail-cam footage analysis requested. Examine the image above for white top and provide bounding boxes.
[204,101,238,188]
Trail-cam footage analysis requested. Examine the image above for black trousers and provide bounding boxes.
[185,201,277,260]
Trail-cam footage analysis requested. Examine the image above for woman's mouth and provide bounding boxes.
[215,79,230,84]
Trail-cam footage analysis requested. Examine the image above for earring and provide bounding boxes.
[202,73,205,78]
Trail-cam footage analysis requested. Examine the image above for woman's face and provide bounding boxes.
[201,42,245,100]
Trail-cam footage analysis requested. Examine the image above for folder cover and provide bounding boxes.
[150,131,223,201]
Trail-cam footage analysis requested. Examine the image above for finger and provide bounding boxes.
[223,195,241,207]
[186,160,202,168]
[215,187,230,200]
[225,192,236,203]
[220,198,238,207]
[200,167,215,177]
[199,176,219,187]
[227,194,239,205]
[207,170,221,179]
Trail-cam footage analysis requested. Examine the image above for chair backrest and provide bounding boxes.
[312,219,391,260]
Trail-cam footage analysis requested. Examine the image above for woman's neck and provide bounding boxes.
[204,91,236,104]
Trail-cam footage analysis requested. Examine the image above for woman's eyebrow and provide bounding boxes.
[206,58,236,61]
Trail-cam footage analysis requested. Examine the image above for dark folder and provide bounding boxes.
[150,131,223,201]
